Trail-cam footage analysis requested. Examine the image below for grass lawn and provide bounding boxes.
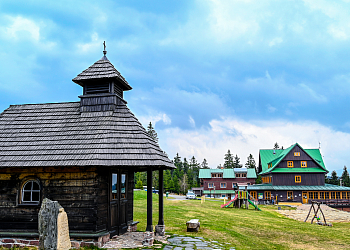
[134,191,350,250]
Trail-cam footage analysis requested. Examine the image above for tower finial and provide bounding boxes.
[103,41,107,55]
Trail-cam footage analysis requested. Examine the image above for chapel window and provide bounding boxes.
[21,180,40,204]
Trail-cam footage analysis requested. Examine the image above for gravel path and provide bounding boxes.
[277,204,350,223]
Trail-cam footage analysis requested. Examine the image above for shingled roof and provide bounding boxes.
[0,101,174,169]
[72,54,132,91]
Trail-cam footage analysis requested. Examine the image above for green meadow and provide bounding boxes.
[134,191,350,250]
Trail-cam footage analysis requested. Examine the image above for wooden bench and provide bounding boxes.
[186,219,200,232]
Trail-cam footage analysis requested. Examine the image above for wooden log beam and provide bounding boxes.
[146,169,153,232]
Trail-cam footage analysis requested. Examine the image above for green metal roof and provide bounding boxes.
[199,168,257,179]
[259,143,327,175]
[247,168,257,178]
[271,168,326,173]
[199,169,235,178]
[247,184,350,191]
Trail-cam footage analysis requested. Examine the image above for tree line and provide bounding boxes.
[134,122,260,194]
[135,128,349,193]
[326,166,350,187]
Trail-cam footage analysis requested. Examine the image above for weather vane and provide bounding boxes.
[103,41,107,55]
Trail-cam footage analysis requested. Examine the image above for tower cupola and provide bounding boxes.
[72,42,132,112]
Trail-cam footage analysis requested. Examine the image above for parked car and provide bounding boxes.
[186,191,196,199]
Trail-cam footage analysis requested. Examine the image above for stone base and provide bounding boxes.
[127,221,139,232]
[155,225,165,236]
[142,231,154,247]
[0,234,110,249]
[0,238,39,248]
[70,234,110,248]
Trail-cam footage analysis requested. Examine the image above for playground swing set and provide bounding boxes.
[220,190,261,211]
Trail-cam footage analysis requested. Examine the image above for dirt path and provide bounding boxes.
[277,204,350,223]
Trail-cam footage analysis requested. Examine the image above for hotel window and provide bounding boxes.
[347,192,350,199]
[287,191,293,200]
[336,192,340,199]
[236,173,241,178]
[294,152,300,156]
[208,183,214,188]
[331,192,336,199]
[220,183,226,188]
[313,192,318,199]
[325,192,329,199]
[211,173,223,178]
[295,175,301,183]
[268,163,272,168]
[342,192,346,199]
[241,173,246,178]
[265,191,271,200]
[308,192,313,199]
[320,192,324,199]
[301,161,307,168]
[232,183,237,188]
[250,191,257,199]
[288,161,294,168]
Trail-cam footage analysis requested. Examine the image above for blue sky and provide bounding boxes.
[1,0,350,175]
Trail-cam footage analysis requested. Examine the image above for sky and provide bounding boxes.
[1,0,350,175]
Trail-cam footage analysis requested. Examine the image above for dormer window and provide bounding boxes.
[211,173,222,178]
[236,173,241,178]
[241,173,246,178]
[268,163,272,168]
[294,152,300,156]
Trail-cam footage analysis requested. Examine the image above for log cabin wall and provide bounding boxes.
[272,173,325,186]
[277,145,320,169]
[0,166,108,233]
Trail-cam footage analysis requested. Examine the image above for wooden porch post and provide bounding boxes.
[146,169,153,231]
[158,169,164,225]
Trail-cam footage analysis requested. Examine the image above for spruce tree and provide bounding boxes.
[273,142,280,149]
[233,154,242,168]
[341,166,350,187]
[330,170,339,185]
[201,158,209,169]
[245,154,256,169]
[224,150,234,169]
[147,122,158,143]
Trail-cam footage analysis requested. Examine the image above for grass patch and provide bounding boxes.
[134,191,350,250]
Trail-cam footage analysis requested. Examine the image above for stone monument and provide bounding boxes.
[38,198,71,250]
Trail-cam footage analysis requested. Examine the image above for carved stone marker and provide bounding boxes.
[38,198,71,250]
[186,219,200,232]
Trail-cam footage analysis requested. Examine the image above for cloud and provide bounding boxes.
[138,112,171,128]
[269,37,283,47]
[189,116,196,128]
[299,83,328,103]
[158,117,350,173]
[3,16,40,41]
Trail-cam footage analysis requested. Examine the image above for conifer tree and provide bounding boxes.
[273,142,280,149]
[146,122,158,143]
[245,154,256,169]
[201,158,209,169]
[179,173,188,194]
[224,150,234,169]
[341,166,350,187]
[330,170,339,185]
[233,154,242,168]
